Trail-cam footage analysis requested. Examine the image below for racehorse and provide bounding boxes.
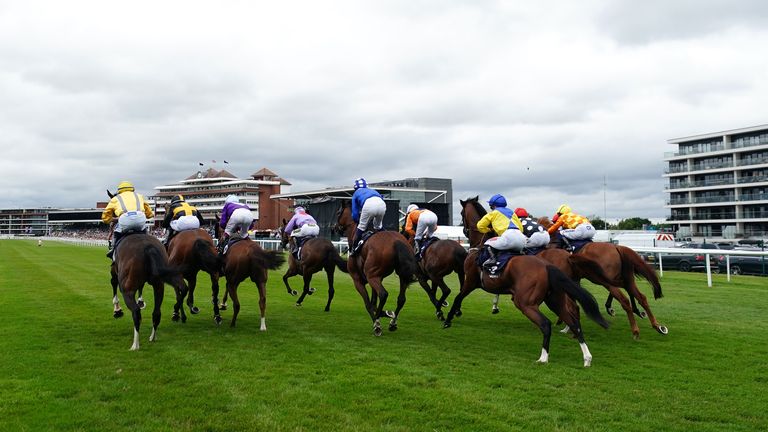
[459,196,614,318]
[449,198,609,367]
[401,228,467,320]
[280,219,349,311]
[109,233,186,350]
[334,201,417,336]
[214,217,285,330]
[167,228,223,325]
[538,216,668,339]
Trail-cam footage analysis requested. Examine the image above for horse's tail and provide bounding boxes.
[453,243,468,273]
[394,241,417,285]
[145,244,181,286]
[326,245,349,273]
[193,239,220,274]
[249,246,286,272]
[617,245,663,299]
[547,265,609,329]
[568,254,615,287]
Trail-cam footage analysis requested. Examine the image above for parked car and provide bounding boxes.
[717,254,768,276]
[640,243,719,272]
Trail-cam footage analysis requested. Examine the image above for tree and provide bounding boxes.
[616,217,652,230]
[590,217,609,230]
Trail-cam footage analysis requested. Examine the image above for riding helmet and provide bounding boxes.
[514,207,529,218]
[117,181,134,192]
[353,178,367,190]
[406,204,418,214]
[556,204,571,215]
[170,195,184,205]
[225,194,239,204]
[487,194,507,208]
[294,206,305,214]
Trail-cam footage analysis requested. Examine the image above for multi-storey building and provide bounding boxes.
[151,167,294,231]
[664,124,768,239]
[0,208,49,235]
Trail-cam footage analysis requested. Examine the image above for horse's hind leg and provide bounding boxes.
[434,279,451,321]
[122,290,142,351]
[111,269,123,318]
[149,282,164,343]
[172,277,188,324]
[210,273,222,325]
[388,277,408,332]
[368,277,389,336]
[492,294,501,314]
[282,264,299,296]
[256,280,267,331]
[323,266,336,312]
[546,294,593,367]
[225,281,241,327]
[186,273,200,314]
[295,273,314,307]
[625,280,667,335]
[608,286,641,339]
[516,303,552,364]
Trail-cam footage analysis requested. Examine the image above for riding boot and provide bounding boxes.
[561,236,574,252]
[414,239,422,261]
[163,229,176,248]
[349,228,366,256]
[107,231,122,259]
[482,246,498,269]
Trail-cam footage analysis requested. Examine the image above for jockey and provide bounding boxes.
[349,178,386,256]
[283,206,320,254]
[404,204,439,261]
[547,204,595,250]
[101,181,153,259]
[162,195,205,246]
[218,194,254,255]
[514,207,550,250]
[477,194,525,268]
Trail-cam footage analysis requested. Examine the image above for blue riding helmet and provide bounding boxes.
[488,194,507,208]
[354,178,367,190]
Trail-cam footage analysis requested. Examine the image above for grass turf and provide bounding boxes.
[0,239,766,431]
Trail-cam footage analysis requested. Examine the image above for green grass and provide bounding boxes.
[1,239,766,431]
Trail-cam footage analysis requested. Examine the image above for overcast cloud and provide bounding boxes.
[2,0,767,222]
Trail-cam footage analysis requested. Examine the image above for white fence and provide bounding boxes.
[631,246,768,287]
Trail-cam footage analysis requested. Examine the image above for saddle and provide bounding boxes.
[524,246,546,255]
[109,229,147,261]
[419,236,439,257]
[350,230,378,256]
[223,236,248,256]
[476,247,523,278]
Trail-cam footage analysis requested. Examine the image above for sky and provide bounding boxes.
[2,0,768,222]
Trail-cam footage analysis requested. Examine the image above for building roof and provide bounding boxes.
[251,167,278,178]
[668,123,768,144]
[185,168,238,180]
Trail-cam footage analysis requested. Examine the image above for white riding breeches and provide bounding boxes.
[526,231,551,249]
[484,228,526,252]
[171,215,200,232]
[560,223,596,241]
[225,208,254,239]
[116,212,147,233]
[415,210,438,240]
[291,223,320,238]
[358,197,386,231]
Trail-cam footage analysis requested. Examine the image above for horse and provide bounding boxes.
[401,228,467,320]
[334,201,417,336]
[167,228,223,325]
[214,217,285,330]
[449,199,609,367]
[109,233,187,350]
[279,219,349,311]
[538,216,668,339]
[459,196,614,318]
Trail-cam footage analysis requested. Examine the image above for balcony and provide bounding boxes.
[692,195,735,204]
[667,198,690,205]
[737,156,768,166]
[742,211,768,219]
[737,175,768,184]
[691,161,734,171]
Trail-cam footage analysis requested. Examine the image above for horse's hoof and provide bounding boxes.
[389,324,398,332]
[289,290,298,296]
[190,306,200,315]
[113,310,124,319]
[324,307,331,312]
[607,308,615,317]
[214,315,222,326]
[640,311,648,319]
[632,333,640,341]
[295,302,302,307]
[656,325,669,335]
[443,321,452,329]
[171,313,180,322]
[219,303,227,310]
[373,326,383,337]
[455,310,462,317]
[308,287,316,295]
[436,311,444,321]
[491,308,500,315]
[181,316,187,323]
[385,310,396,319]
[138,300,146,310]
[441,300,449,307]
